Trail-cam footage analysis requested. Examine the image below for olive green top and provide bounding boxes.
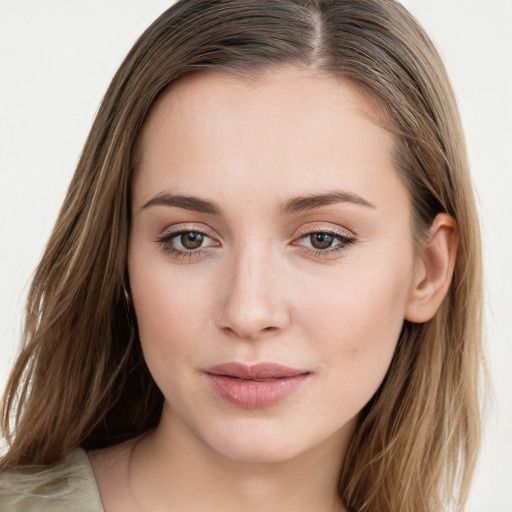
[0,448,104,511]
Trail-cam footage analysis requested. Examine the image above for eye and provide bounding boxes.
[292,228,356,257]
[306,232,339,250]
[156,228,220,258]
[178,231,206,250]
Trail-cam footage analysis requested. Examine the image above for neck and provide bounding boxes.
[127,406,350,512]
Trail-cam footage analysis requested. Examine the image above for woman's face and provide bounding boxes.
[129,67,419,463]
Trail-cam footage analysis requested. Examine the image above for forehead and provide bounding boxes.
[132,66,405,213]
[136,66,389,152]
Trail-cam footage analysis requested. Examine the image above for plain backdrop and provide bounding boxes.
[1,1,511,510]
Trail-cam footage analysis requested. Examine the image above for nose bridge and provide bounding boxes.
[216,236,289,339]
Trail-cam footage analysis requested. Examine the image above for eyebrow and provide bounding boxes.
[141,189,375,215]
[280,191,375,214]
[141,191,221,214]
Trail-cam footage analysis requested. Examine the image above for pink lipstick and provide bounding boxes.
[204,362,310,409]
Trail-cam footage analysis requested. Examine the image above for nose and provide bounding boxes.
[215,244,291,340]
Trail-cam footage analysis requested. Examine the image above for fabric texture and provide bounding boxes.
[0,448,104,511]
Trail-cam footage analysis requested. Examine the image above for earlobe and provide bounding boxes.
[405,213,458,323]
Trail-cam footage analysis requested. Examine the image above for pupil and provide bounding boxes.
[181,232,203,249]
[311,233,333,249]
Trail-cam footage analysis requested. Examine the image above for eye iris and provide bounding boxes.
[310,233,334,249]
[180,232,204,249]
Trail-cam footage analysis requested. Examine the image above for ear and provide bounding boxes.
[405,213,458,323]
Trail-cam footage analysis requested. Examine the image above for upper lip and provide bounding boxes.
[205,362,309,380]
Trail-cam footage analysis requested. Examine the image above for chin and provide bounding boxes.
[194,417,341,465]
[210,436,307,464]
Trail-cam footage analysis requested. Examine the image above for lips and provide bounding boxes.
[204,362,310,409]
[206,362,308,379]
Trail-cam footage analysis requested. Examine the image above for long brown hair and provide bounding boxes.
[1,1,484,510]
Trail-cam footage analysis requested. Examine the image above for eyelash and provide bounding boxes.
[292,228,356,258]
[156,226,356,260]
[156,228,218,260]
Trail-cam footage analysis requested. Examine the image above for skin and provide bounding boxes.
[88,66,457,512]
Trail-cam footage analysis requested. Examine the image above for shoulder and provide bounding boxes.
[0,448,104,512]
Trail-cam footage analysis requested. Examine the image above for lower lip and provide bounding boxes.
[205,373,309,409]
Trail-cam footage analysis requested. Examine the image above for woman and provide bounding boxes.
[0,1,484,511]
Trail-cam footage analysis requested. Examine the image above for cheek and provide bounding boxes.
[297,256,413,408]
[128,248,213,380]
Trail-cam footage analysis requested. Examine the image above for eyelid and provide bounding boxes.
[293,222,356,239]
[289,222,357,258]
[155,223,222,260]
[158,222,220,241]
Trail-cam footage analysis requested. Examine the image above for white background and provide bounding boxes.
[0,1,511,510]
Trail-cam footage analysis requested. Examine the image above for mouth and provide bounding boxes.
[204,362,310,409]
